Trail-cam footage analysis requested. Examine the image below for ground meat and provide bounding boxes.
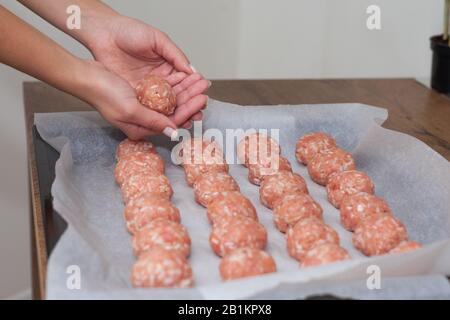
[389,241,422,254]
[116,138,157,160]
[132,219,191,257]
[114,152,165,186]
[340,192,391,232]
[273,193,323,233]
[124,195,181,234]
[307,148,356,185]
[295,132,337,165]
[183,163,229,187]
[178,137,224,166]
[193,172,240,207]
[353,214,408,256]
[286,217,340,261]
[131,248,193,288]
[121,174,173,204]
[206,191,258,225]
[326,170,375,208]
[237,133,281,167]
[135,75,177,115]
[300,243,350,267]
[209,216,267,257]
[259,171,309,209]
[248,156,292,186]
[219,248,277,281]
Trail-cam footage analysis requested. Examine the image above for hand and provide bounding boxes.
[89,15,209,130]
[81,60,188,140]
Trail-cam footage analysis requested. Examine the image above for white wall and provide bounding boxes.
[0,0,442,298]
[237,0,442,79]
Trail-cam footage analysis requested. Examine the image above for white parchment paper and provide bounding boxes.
[35,99,450,299]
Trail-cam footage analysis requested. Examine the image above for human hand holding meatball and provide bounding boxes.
[17,0,209,135]
[88,15,209,131]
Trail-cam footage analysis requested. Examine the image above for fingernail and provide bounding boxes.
[203,96,209,109]
[207,80,212,88]
[189,64,197,73]
[163,127,178,140]
[185,121,193,129]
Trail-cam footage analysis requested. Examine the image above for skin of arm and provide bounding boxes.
[0,5,182,138]
[17,0,208,130]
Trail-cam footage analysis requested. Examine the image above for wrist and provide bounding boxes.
[69,59,105,107]
[73,5,120,53]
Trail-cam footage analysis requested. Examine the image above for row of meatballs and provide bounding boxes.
[238,133,349,267]
[114,139,194,288]
[178,138,277,281]
[240,132,422,266]
[295,132,421,256]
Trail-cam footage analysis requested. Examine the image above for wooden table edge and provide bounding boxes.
[28,155,48,300]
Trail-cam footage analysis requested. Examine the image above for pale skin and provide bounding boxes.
[0,0,209,139]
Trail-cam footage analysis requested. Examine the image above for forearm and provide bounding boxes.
[17,0,118,50]
[0,6,92,103]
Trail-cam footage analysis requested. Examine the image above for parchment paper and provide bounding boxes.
[35,99,450,300]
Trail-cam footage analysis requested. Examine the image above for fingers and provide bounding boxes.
[149,62,174,78]
[180,111,203,129]
[191,111,204,121]
[156,31,192,74]
[169,94,208,126]
[129,104,177,135]
[172,73,203,95]
[176,78,210,106]
[181,121,193,129]
[165,72,188,87]
[117,122,155,141]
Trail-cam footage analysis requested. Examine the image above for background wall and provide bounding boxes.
[0,0,442,298]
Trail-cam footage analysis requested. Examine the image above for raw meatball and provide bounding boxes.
[219,248,276,281]
[295,132,337,165]
[209,216,267,257]
[300,243,350,267]
[114,152,165,186]
[178,137,224,166]
[389,241,422,254]
[273,193,323,233]
[326,170,375,208]
[248,156,292,186]
[132,219,191,257]
[193,172,240,207]
[131,248,193,288]
[286,217,339,261]
[307,148,356,185]
[116,138,156,160]
[237,133,280,167]
[124,195,181,234]
[340,192,391,231]
[121,174,173,204]
[184,163,229,187]
[206,191,258,225]
[259,171,309,209]
[135,75,177,115]
[353,214,408,256]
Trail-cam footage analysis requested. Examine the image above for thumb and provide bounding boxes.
[156,31,192,75]
[130,104,178,138]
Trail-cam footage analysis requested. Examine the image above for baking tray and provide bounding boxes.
[32,125,67,256]
[32,124,347,300]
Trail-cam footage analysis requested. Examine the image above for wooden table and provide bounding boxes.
[24,79,450,299]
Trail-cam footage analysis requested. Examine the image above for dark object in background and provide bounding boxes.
[431,35,450,95]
